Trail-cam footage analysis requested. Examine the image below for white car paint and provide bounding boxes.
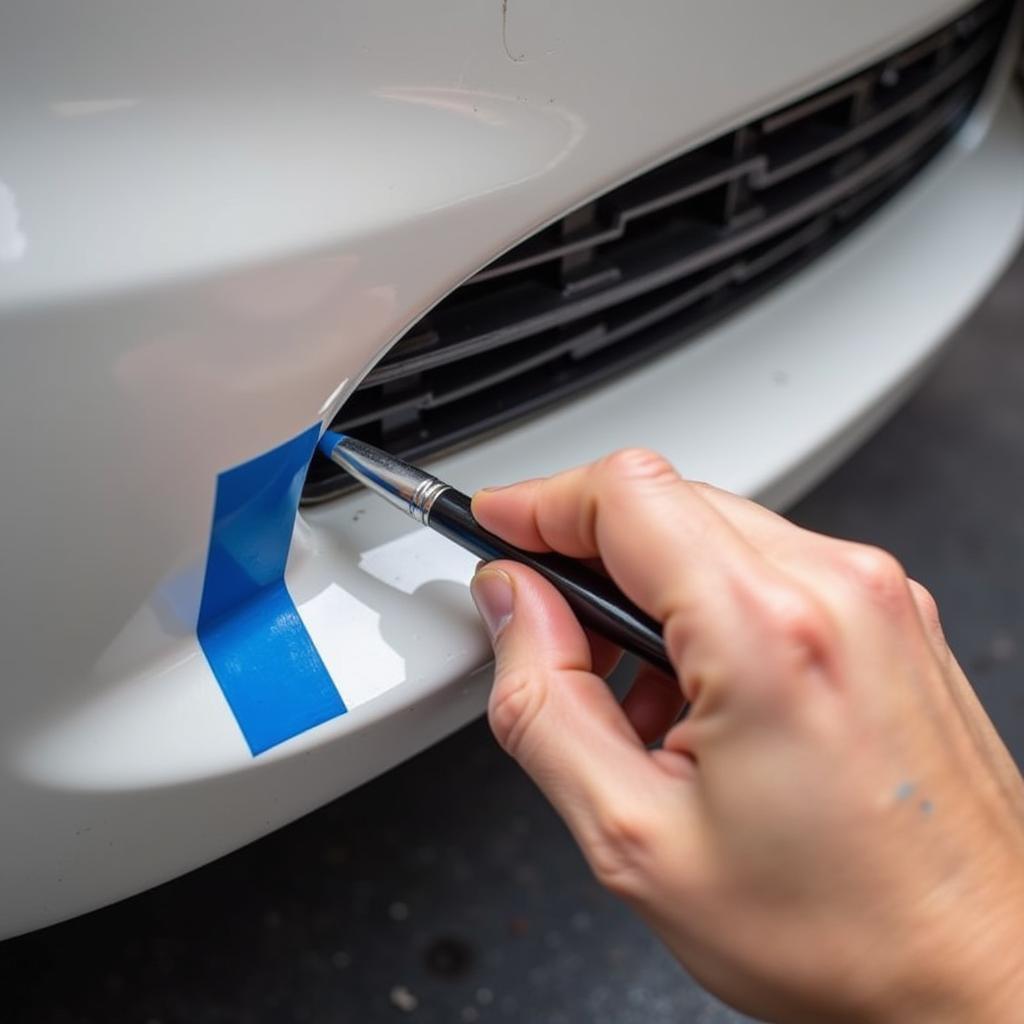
[1,0,1022,937]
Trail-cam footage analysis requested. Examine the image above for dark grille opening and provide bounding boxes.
[304,0,1010,504]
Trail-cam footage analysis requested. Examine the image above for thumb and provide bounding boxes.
[471,561,677,874]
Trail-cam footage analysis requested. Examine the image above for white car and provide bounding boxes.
[1,0,1022,938]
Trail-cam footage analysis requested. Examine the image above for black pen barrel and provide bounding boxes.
[428,489,673,677]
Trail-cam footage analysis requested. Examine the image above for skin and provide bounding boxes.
[467,448,1024,1024]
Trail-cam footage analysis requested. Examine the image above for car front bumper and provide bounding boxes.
[1,1,1022,937]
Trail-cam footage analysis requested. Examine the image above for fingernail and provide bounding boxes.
[471,568,514,641]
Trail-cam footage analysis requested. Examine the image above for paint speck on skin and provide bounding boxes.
[894,781,934,816]
[895,780,916,801]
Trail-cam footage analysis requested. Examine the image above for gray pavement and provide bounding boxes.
[2,246,1022,1024]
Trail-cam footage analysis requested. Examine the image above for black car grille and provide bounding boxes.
[303,0,1010,503]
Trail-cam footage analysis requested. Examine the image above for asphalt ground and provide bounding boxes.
[2,245,1022,1024]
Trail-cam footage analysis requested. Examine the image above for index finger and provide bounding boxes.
[471,448,769,626]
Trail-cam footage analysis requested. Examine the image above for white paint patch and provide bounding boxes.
[358,529,478,595]
[296,581,405,710]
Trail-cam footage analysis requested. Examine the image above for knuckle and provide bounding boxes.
[754,582,834,663]
[908,579,945,639]
[841,544,909,608]
[599,447,678,488]
[487,667,546,759]
[662,607,695,669]
[586,805,661,898]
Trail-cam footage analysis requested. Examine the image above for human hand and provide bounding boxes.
[469,449,1024,1023]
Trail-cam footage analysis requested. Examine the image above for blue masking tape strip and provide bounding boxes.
[198,423,346,755]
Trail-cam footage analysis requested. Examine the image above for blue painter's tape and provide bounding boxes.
[198,423,346,755]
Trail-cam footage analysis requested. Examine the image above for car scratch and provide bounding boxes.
[501,0,526,62]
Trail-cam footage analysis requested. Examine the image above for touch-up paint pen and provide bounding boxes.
[318,431,672,677]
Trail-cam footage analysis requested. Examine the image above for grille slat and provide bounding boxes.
[304,0,1009,504]
[362,85,976,386]
[756,26,999,187]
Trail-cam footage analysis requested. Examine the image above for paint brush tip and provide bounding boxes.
[318,429,345,458]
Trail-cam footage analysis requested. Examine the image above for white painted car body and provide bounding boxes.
[1,0,1022,938]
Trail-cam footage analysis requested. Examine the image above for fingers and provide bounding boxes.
[474,453,955,741]
[474,449,770,627]
[692,483,940,669]
[470,561,694,890]
[471,561,646,777]
[476,555,621,676]
[473,477,550,551]
[691,484,908,606]
[474,450,842,719]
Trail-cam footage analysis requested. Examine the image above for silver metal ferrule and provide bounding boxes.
[409,476,450,524]
[324,434,450,524]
